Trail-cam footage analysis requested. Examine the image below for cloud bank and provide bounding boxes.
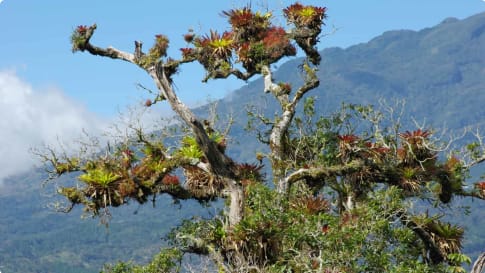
[0,70,106,185]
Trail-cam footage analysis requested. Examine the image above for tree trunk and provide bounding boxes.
[227,181,244,226]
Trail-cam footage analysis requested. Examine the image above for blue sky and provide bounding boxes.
[1,0,485,115]
[0,0,484,183]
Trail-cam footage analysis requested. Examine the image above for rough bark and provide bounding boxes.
[471,252,485,273]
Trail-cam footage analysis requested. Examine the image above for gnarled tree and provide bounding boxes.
[40,3,485,272]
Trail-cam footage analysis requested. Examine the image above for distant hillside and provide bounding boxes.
[1,12,485,273]
[0,171,207,273]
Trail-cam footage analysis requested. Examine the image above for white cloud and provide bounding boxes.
[0,70,106,185]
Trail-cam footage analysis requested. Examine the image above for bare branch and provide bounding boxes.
[471,252,485,273]
[285,159,365,186]
[456,188,485,200]
[203,68,256,82]
[463,128,485,169]
[268,62,320,192]
[291,63,320,103]
[84,43,136,63]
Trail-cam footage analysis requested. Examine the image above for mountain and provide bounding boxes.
[1,12,485,273]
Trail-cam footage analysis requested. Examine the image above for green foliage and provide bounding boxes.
[447,253,472,273]
[101,248,182,273]
[137,34,170,68]
[177,136,204,161]
[79,169,121,187]
[70,24,96,52]
[70,26,88,52]
[158,182,455,272]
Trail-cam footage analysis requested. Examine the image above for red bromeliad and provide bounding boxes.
[283,2,327,28]
[162,174,180,186]
[76,25,88,34]
[337,134,359,144]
